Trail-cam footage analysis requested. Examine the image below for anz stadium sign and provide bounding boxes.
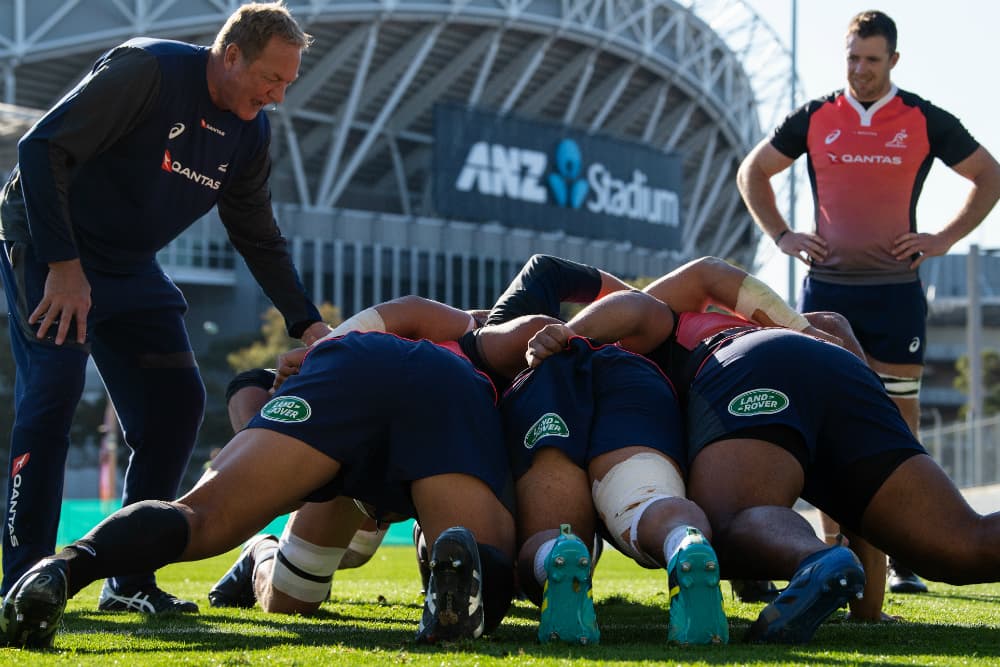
[433,105,682,249]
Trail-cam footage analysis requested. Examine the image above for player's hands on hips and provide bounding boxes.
[526,323,574,368]
[274,346,308,391]
[777,230,828,265]
[30,259,91,345]
[892,231,951,269]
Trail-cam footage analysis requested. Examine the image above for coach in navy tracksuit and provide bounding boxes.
[0,3,330,613]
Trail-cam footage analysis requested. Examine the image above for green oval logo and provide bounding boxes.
[524,412,570,449]
[727,389,789,416]
[260,395,312,423]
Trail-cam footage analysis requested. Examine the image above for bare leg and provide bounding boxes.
[178,429,340,560]
[411,473,514,557]
[867,356,925,595]
[514,448,594,604]
[255,497,366,614]
[589,446,711,567]
[687,439,825,579]
[860,454,1000,583]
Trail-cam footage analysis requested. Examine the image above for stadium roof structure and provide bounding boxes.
[0,0,801,270]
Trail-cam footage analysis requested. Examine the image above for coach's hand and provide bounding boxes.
[526,323,573,367]
[31,258,91,345]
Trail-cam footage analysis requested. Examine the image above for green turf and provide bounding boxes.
[3,546,999,665]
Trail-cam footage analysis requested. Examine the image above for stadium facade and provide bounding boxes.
[0,0,800,347]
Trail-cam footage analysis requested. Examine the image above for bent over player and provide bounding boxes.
[1,297,546,648]
[527,278,1000,643]
[0,1,331,613]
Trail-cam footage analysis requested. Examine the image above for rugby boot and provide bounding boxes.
[415,526,485,643]
[2,558,69,648]
[666,527,728,644]
[98,581,199,614]
[413,521,432,594]
[888,559,928,594]
[731,579,780,603]
[208,534,279,608]
[746,545,865,643]
[538,524,599,645]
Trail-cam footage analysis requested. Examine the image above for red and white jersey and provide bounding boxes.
[771,85,978,283]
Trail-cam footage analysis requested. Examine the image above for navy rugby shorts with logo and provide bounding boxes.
[501,337,685,480]
[245,331,511,520]
[799,275,927,365]
[685,327,927,531]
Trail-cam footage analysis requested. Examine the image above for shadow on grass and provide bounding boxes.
[42,594,1000,664]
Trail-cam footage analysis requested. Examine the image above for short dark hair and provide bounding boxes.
[847,10,897,54]
[212,1,313,62]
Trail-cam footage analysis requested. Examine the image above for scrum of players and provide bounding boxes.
[6,254,1000,649]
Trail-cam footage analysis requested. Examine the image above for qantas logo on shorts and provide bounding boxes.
[523,412,569,449]
[260,396,312,423]
[727,389,789,416]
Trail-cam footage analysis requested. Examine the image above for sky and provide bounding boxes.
[739,1,1000,301]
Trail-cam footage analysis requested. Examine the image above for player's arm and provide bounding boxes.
[486,254,631,325]
[642,256,811,332]
[219,136,328,344]
[525,290,674,367]
[737,140,828,265]
[18,46,160,345]
[892,145,1000,269]
[275,296,475,387]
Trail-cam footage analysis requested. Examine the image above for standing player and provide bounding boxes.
[0,2,331,613]
[736,9,1000,594]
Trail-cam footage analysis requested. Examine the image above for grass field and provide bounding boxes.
[3,545,999,666]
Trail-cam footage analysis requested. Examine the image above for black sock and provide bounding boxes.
[54,500,190,597]
[478,543,514,634]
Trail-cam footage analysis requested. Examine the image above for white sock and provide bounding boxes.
[532,538,558,585]
[663,525,700,565]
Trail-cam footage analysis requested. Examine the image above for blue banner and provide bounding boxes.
[433,104,683,249]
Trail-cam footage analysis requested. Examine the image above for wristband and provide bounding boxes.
[773,229,790,245]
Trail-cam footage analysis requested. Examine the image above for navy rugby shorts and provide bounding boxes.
[800,276,927,365]
[686,327,927,530]
[245,331,511,519]
[501,337,684,479]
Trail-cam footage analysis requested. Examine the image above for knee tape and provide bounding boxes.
[878,373,921,399]
[271,530,345,603]
[591,452,686,567]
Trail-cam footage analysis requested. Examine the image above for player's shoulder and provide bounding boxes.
[120,37,204,59]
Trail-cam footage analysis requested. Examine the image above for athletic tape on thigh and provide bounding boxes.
[272,529,345,603]
[591,452,686,567]
[878,372,921,399]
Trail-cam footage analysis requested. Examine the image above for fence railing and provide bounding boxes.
[922,414,1000,488]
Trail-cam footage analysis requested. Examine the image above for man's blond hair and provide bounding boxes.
[212,1,313,62]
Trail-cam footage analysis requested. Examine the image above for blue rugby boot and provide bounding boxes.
[415,526,485,643]
[2,558,69,648]
[746,545,865,643]
[666,527,728,645]
[538,524,599,645]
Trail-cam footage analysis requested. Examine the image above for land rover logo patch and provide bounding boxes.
[261,396,312,423]
[727,389,789,416]
[524,412,569,449]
